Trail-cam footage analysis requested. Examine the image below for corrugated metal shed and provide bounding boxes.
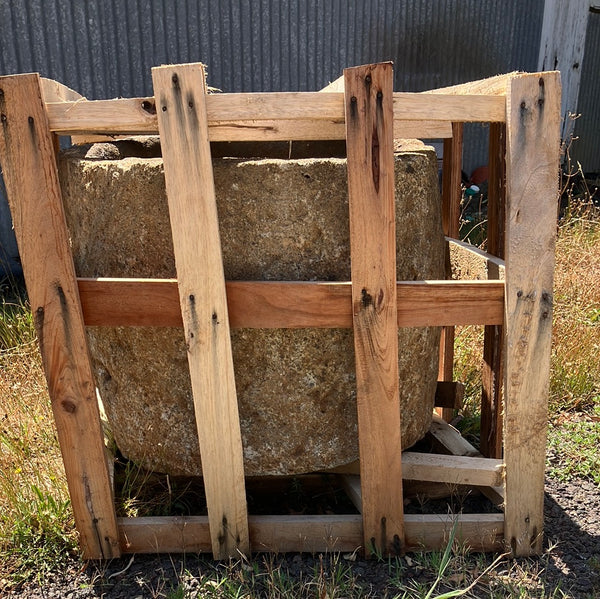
[0,0,583,276]
[573,9,600,173]
[0,0,544,95]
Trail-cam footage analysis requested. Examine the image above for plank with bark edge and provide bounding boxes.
[0,73,119,559]
[344,62,404,557]
[151,63,249,559]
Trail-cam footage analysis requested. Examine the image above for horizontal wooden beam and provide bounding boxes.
[318,76,451,138]
[402,453,505,487]
[342,451,503,490]
[77,278,504,328]
[45,92,504,137]
[118,513,504,554]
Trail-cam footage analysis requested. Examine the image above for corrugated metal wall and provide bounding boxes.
[573,9,600,174]
[0,0,553,275]
[0,0,545,97]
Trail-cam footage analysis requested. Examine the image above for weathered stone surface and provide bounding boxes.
[58,139,445,476]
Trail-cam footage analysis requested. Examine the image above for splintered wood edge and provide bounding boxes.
[117,514,505,554]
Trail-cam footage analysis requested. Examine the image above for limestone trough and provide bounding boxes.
[58,139,445,477]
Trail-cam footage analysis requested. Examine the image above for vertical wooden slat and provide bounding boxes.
[344,62,404,556]
[0,74,120,559]
[480,122,506,459]
[441,123,464,240]
[438,122,464,421]
[504,71,560,556]
[151,63,249,559]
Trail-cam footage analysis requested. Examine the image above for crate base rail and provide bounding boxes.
[118,513,505,555]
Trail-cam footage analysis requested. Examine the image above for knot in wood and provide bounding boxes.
[361,288,373,308]
[141,100,156,114]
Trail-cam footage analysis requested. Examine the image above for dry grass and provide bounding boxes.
[0,297,77,582]
[551,207,600,414]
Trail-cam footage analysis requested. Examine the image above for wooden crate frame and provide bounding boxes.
[0,63,560,560]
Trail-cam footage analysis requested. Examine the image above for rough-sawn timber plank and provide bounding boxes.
[345,62,404,557]
[503,71,560,557]
[152,63,249,559]
[0,73,120,560]
[77,278,504,328]
[118,513,504,554]
[341,451,503,490]
[44,92,505,136]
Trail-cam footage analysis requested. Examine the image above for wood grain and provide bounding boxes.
[424,72,518,96]
[118,513,504,554]
[503,71,560,556]
[0,74,119,559]
[345,62,404,556]
[401,453,504,487]
[342,450,504,488]
[44,92,505,137]
[152,63,249,559]
[77,278,504,328]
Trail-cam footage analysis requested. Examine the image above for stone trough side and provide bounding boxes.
[58,139,445,477]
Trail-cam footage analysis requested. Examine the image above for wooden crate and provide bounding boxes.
[0,63,560,560]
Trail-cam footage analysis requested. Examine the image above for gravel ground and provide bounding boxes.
[3,475,599,598]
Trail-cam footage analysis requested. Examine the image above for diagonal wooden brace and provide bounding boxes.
[152,63,250,559]
[0,73,120,559]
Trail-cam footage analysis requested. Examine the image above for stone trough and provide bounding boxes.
[58,139,445,477]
